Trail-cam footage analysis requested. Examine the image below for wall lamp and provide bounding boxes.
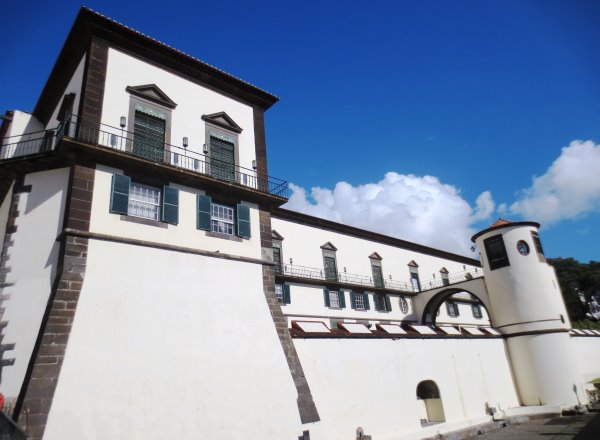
[120,116,126,129]
[252,160,257,170]
[183,137,188,148]
[203,143,209,155]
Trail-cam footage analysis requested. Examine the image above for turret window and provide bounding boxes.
[483,234,510,270]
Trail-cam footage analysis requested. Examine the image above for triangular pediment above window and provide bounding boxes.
[202,112,243,134]
[271,230,284,241]
[369,252,382,260]
[126,84,177,109]
[320,241,337,251]
[439,267,449,274]
[407,260,419,268]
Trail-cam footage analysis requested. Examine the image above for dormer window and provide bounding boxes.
[369,252,384,288]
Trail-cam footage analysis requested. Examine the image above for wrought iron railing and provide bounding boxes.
[0,115,289,198]
[419,268,483,292]
[280,263,414,291]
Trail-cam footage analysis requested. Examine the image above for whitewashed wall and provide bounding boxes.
[45,54,86,131]
[101,48,257,171]
[294,337,520,440]
[89,165,262,260]
[0,168,69,398]
[43,239,303,440]
[271,216,479,293]
[570,336,600,389]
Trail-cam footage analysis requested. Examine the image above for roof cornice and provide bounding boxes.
[273,208,481,266]
[34,7,279,124]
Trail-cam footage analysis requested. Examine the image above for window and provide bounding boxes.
[202,113,242,183]
[370,254,384,288]
[374,294,392,312]
[196,195,251,239]
[416,380,446,424]
[273,243,283,275]
[211,203,234,235]
[275,284,291,305]
[531,231,545,261]
[351,291,370,311]
[128,182,160,220]
[446,301,459,318]
[484,234,510,270]
[209,135,235,181]
[472,303,482,319]
[408,261,421,292]
[133,108,166,162]
[440,268,450,286]
[399,297,409,314]
[109,174,179,224]
[321,242,338,281]
[126,84,175,162]
[323,288,345,309]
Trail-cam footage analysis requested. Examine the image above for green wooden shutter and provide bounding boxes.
[161,186,179,224]
[283,284,291,304]
[364,292,370,310]
[339,291,346,309]
[197,195,212,230]
[384,295,392,312]
[236,204,251,238]
[350,291,356,309]
[110,174,130,215]
[323,288,330,307]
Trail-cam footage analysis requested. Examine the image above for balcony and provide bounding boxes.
[276,263,414,292]
[0,115,289,199]
[418,268,483,292]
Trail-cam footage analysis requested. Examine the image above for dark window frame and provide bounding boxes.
[483,234,510,270]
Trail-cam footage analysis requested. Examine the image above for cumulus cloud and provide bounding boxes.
[509,140,600,224]
[284,172,495,255]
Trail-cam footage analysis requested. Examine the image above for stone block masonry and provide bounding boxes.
[15,164,94,439]
[258,209,320,424]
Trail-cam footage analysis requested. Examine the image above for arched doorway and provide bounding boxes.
[420,288,491,326]
[416,380,445,425]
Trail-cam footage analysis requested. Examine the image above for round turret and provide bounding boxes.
[472,220,586,408]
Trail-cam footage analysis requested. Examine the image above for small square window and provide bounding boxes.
[446,301,460,318]
[484,234,510,270]
[472,303,483,319]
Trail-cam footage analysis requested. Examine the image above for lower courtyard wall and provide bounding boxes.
[293,337,520,440]
[571,335,600,394]
[42,239,303,439]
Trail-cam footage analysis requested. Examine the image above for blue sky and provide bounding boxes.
[2,1,599,261]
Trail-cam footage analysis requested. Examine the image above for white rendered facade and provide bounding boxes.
[0,7,599,440]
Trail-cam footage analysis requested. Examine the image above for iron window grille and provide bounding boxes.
[211,203,235,235]
[128,182,161,221]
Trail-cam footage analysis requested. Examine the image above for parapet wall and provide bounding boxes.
[293,336,521,440]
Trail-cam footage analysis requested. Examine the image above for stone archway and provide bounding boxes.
[420,287,492,326]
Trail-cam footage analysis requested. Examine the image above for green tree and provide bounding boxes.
[548,258,600,322]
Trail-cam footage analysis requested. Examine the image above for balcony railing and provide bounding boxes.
[0,115,289,198]
[419,268,483,292]
[278,263,414,292]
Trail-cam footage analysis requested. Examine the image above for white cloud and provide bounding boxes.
[284,172,495,255]
[509,140,600,224]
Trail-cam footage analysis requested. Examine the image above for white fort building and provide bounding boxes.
[0,7,598,440]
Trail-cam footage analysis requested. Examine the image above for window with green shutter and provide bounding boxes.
[196,195,251,240]
[161,186,179,224]
[110,174,131,215]
[275,284,291,304]
[323,288,346,309]
[110,174,178,225]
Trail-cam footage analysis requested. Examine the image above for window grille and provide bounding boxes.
[329,290,340,308]
[275,284,284,302]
